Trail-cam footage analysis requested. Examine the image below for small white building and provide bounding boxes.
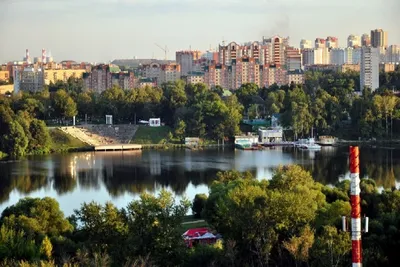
[149,118,161,127]
[258,127,283,143]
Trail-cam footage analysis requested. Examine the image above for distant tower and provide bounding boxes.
[42,49,47,64]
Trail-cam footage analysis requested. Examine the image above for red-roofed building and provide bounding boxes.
[182,228,218,248]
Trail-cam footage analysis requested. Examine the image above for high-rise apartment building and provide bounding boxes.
[347,35,361,47]
[361,34,371,47]
[300,39,312,49]
[315,38,326,48]
[204,63,227,89]
[20,67,45,92]
[175,51,201,76]
[326,36,339,48]
[385,45,400,63]
[360,47,379,91]
[142,62,181,85]
[83,64,112,93]
[330,48,345,65]
[263,36,289,67]
[371,29,388,48]
[285,47,302,71]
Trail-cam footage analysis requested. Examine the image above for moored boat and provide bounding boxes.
[296,138,321,150]
[316,136,337,146]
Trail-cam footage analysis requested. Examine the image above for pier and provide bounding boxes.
[94,144,142,151]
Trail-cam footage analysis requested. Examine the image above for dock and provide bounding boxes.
[94,144,142,151]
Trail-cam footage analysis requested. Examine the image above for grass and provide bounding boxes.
[130,125,175,144]
[49,128,91,153]
[180,215,209,233]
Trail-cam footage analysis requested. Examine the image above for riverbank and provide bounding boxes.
[336,139,400,148]
[49,128,92,153]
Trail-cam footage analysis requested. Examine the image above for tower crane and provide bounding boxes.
[154,43,169,60]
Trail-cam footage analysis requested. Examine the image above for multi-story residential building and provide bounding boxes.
[263,36,288,67]
[385,45,400,63]
[111,72,135,89]
[340,64,361,73]
[186,71,205,85]
[176,51,201,76]
[20,67,45,92]
[204,63,227,89]
[360,47,379,91]
[304,64,339,72]
[264,66,287,87]
[313,48,330,65]
[330,48,345,65]
[380,63,396,73]
[371,29,388,48]
[352,47,362,64]
[302,49,315,66]
[361,34,371,47]
[159,63,181,84]
[44,69,86,85]
[286,47,302,71]
[347,35,361,48]
[142,62,181,85]
[0,71,10,82]
[227,56,261,89]
[83,64,112,93]
[315,38,326,48]
[300,39,313,49]
[219,41,273,67]
[287,70,304,85]
[326,36,339,48]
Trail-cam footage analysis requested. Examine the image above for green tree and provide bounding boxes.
[1,197,73,238]
[283,225,315,267]
[3,121,28,158]
[53,89,78,122]
[311,226,351,267]
[28,119,51,154]
[174,119,186,142]
[40,236,53,260]
[192,194,208,219]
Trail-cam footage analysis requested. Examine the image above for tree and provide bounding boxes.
[174,119,186,142]
[53,89,78,121]
[3,121,28,158]
[192,194,208,219]
[40,236,53,260]
[283,225,315,267]
[311,226,351,267]
[1,197,73,238]
[235,83,260,110]
[28,119,51,154]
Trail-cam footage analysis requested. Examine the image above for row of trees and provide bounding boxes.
[1,165,400,266]
[1,69,400,159]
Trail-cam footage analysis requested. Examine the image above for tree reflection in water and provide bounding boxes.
[0,147,399,212]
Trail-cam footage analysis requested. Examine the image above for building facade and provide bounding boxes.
[300,39,313,49]
[347,35,361,48]
[361,34,371,47]
[371,29,388,48]
[44,69,86,85]
[286,47,302,71]
[83,64,112,93]
[20,67,45,92]
[360,47,379,91]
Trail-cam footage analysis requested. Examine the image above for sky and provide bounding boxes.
[0,0,399,63]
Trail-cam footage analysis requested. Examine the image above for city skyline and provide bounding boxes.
[0,0,399,63]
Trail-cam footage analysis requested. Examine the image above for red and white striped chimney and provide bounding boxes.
[350,146,362,267]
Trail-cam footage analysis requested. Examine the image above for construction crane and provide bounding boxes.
[154,43,169,60]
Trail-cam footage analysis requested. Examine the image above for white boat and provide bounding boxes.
[316,136,337,146]
[296,138,321,150]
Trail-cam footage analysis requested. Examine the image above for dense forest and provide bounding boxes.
[1,167,400,267]
[1,69,400,159]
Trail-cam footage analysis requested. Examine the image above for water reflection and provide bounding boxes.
[0,147,399,215]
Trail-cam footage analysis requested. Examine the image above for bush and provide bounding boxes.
[192,194,208,219]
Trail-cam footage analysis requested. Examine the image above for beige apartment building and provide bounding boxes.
[44,69,86,85]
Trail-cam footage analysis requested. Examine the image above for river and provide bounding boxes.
[1,146,399,215]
